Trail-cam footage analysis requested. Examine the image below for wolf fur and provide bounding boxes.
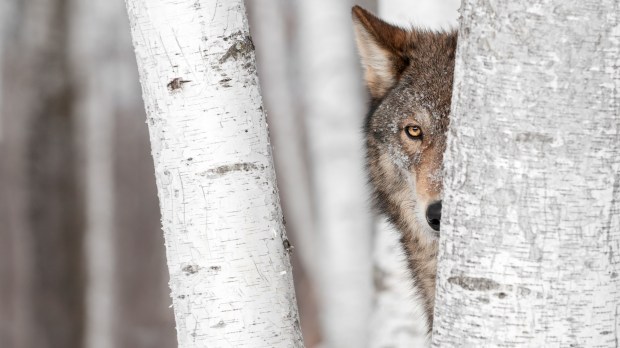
[351,6,457,330]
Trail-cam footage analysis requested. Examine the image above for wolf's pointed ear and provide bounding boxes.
[352,6,410,99]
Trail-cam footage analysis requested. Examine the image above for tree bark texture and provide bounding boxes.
[124,0,304,347]
[433,1,620,346]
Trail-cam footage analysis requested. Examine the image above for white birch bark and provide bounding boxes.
[433,0,620,346]
[295,0,374,346]
[70,0,120,347]
[124,1,303,347]
[369,3,460,347]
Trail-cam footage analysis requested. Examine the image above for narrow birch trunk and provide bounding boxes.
[124,1,303,347]
[433,0,620,346]
[70,0,119,347]
[295,0,374,346]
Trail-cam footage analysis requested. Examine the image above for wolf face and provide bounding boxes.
[352,6,457,329]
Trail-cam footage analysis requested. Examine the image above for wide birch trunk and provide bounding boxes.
[433,0,620,346]
[124,1,303,347]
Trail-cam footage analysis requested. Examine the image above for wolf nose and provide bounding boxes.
[426,201,442,232]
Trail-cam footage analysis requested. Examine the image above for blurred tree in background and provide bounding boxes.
[0,0,175,347]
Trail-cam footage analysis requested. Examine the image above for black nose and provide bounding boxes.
[426,201,442,232]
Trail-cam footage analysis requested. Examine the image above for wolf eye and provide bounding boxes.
[405,125,423,140]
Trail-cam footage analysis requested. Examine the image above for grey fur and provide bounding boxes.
[352,5,457,331]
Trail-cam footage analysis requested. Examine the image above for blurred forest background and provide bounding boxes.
[0,0,458,347]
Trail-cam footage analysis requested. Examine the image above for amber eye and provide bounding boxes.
[404,125,423,140]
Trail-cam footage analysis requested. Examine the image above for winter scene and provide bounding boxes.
[1,0,618,347]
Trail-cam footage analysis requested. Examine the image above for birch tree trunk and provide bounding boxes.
[433,0,620,346]
[71,0,118,346]
[124,1,303,347]
[295,1,374,346]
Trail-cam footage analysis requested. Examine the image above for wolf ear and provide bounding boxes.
[352,6,410,99]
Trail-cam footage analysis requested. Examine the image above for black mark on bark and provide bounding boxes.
[495,292,508,299]
[182,264,200,275]
[219,77,232,87]
[219,36,254,64]
[201,162,263,177]
[283,238,294,254]
[167,77,191,91]
[447,276,500,291]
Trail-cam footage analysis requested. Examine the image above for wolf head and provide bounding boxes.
[352,6,457,327]
[352,5,456,240]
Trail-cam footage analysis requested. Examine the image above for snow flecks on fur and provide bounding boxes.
[388,143,411,170]
[354,5,457,330]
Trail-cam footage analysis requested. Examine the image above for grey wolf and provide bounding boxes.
[352,5,457,330]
